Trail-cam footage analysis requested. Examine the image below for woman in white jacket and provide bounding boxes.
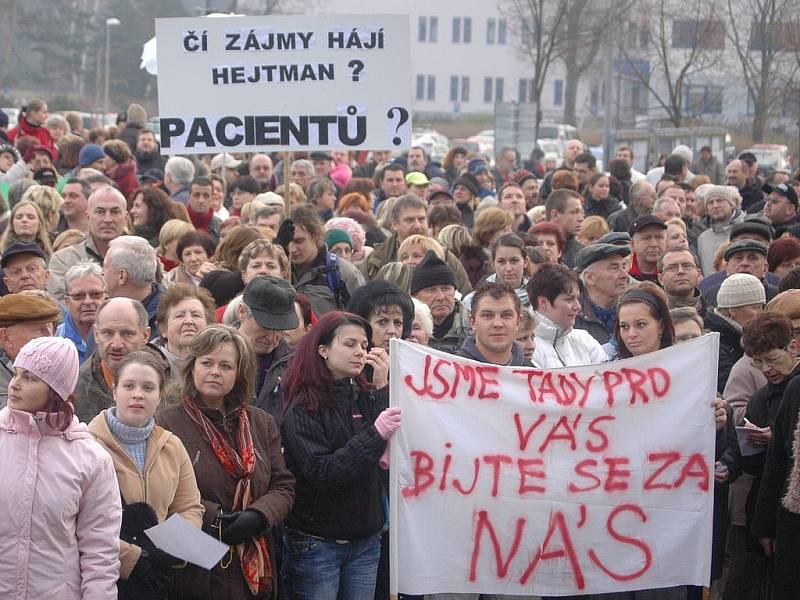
[0,336,121,600]
[527,262,608,368]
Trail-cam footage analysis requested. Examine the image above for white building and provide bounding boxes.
[315,0,798,138]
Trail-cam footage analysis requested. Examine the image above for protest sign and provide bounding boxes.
[389,335,719,597]
[155,14,411,154]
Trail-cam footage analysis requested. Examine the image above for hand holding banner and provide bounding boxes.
[389,335,719,597]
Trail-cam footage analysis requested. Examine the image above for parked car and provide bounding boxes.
[537,122,579,145]
[746,144,791,174]
[467,130,494,158]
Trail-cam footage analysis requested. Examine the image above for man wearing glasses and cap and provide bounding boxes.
[763,181,799,238]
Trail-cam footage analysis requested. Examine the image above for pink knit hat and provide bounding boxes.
[14,337,79,401]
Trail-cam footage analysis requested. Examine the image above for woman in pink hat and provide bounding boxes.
[0,336,121,600]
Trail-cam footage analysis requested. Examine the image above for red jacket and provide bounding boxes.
[107,159,140,202]
[8,115,58,158]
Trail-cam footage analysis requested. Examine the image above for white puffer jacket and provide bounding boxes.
[532,311,609,368]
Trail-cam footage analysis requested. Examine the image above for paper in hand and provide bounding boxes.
[145,513,230,570]
[735,426,766,457]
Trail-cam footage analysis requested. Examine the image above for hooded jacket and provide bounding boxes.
[532,311,608,368]
[456,335,529,366]
[88,410,204,579]
[0,407,121,600]
[696,209,746,276]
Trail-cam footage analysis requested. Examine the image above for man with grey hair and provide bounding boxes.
[360,194,473,294]
[48,185,127,302]
[103,235,162,338]
[164,155,195,204]
[290,158,315,192]
[56,262,105,364]
[607,180,657,233]
[74,297,152,422]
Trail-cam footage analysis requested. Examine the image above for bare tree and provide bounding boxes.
[725,0,800,141]
[503,0,569,139]
[556,0,636,126]
[617,0,726,127]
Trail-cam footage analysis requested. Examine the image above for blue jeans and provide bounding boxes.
[282,528,381,600]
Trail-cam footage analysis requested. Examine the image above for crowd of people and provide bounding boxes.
[0,97,799,600]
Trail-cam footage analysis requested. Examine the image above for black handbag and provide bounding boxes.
[118,497,175,600]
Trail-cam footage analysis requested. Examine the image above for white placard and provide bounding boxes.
[155,15,411,154]
[389,335,719,597]
[145,513,230,570]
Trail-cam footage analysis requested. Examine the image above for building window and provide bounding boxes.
[495,77,504,103]
[427,75,436,100]
[640,24,650,48]
[518,78,528,103]
[554,79,563,106]
[463,17,472,43]
[452,17,461,43]
[484,77,494,102]
[498,18,507,44]
[520,23,532,48]
[416,75,426,100]
[487,18,496,44]
[684,84,723,114]
[419,17,438,42]
[450,76,459,101]
[672,20,725,49]
[461,76,471,102]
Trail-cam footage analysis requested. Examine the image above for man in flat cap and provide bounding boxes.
[235,276,299,426]
[2,241,51,295]
[703,239,778,308]
[0,292,61,408]
[574,243,631,344]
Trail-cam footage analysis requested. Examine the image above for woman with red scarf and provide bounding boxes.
[156,325,295,600]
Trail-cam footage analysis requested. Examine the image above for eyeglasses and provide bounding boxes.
[66,291,106,302]
[662,262,697,273]
[330,246,352,258]
[750,347,789,369]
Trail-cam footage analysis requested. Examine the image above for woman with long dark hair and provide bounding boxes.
[130,186,184,247]
[280,311,398,600]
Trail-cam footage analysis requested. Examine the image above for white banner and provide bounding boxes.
[389,335,719,597]
[155,14,411,154]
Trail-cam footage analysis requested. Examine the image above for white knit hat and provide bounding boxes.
[717,273,766,309]
[704,185,742,209]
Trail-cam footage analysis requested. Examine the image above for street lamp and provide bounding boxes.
[104,17,121,126]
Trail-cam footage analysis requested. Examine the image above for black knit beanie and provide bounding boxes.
[411,250,458,295]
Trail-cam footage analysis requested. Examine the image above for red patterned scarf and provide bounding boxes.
[187,204,214,232]
[182,396,272,594]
